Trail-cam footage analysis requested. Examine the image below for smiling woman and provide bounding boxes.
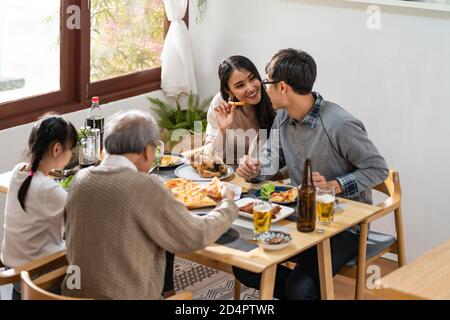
[204,55,276,166]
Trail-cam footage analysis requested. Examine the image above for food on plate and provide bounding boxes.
[164,178,220,209]
[259,183,298,203]
[205,177,222,200]
[238,201,281,219]
[160,154,181,167]
[260,183,275,199]
[270,188,298,203]
[228,101,245,107]
[268,236,284,245]
[59,175,74,189]
[191,154,228,178]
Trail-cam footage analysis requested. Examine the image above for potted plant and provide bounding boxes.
[148,92,213,152]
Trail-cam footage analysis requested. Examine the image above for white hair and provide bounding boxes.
[104,110,159,154]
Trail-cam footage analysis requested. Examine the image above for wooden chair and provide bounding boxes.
[0,250,67,287]
[21,267,88,300]
[338,170,406,299]
[20,262,192,300]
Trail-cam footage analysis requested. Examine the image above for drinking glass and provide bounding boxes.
[152,140,164,177]
[79,135,96,169]
[253,200,272,238]
[316,186,336,225]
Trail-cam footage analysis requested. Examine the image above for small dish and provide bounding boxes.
[254,231,292,251]
[159,153,186,168]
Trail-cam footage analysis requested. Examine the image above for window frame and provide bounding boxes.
[0,0,184,130]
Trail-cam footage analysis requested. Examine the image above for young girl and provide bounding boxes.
[0,115,77,297]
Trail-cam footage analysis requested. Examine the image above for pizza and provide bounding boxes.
[205,177,222,200]
[270,188,298,203]
[164,178,220,209]
[228,101,245,107]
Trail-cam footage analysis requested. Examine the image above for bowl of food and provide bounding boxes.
[254,231,292,251]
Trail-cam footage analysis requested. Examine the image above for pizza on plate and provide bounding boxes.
[270,188,298,203]
[164,178,221,209]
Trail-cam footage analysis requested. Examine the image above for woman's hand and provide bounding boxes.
[214,101,237,132]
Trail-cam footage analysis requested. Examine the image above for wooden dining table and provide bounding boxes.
[172,172,380,300]
[376,239,450,300]
[0,162,381,300]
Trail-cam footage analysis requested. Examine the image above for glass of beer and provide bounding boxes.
[316,187,335,225]
[253,200,272,236]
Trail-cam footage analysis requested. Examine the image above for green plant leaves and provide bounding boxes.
[148,93,212,134]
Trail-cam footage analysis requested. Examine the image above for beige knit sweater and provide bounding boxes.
[62,167,238,299]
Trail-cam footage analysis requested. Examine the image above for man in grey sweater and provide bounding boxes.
[235,48,389,299]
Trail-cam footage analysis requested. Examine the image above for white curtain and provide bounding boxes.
[161,0,198,97]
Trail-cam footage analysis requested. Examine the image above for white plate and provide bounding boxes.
[174,164,234,181]
[234,198,295,223]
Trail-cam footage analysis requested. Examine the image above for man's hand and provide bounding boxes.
[236,155,261,180]
[312,172,327,188]
[220,184,235,201]
[312,172,342,194]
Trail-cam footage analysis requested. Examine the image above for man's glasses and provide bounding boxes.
[261,78,281,89]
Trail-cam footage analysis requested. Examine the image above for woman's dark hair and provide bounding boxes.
[266,48,317,95]
[218,55,276,131]
[18,115,78,211]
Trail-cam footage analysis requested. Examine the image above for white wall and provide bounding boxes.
[189,0,450,261]
[0,91,164,244]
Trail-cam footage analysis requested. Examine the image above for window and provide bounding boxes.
[0,0,60,104]
[0,0,171,130]
[90,0,164,82]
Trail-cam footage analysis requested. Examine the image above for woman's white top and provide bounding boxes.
[1,163,66,267]
[205,92,261,166]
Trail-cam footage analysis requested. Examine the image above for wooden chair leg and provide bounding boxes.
[394,207,406,267]
[355,222,369,300]
[234,279,241,300]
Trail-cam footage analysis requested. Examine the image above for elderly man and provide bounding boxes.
[63,110,238,299]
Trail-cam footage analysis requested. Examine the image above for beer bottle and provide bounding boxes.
[297,159,316,232]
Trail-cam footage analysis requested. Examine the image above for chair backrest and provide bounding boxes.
[166,291,193,300]
[0,250,66,286]
[22,264,191,300]
[21,270,88,300]
[369,170,402,221]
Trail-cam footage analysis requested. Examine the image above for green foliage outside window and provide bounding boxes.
[90,0,164,82]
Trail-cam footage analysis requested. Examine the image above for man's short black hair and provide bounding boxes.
[266,48,317,95]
